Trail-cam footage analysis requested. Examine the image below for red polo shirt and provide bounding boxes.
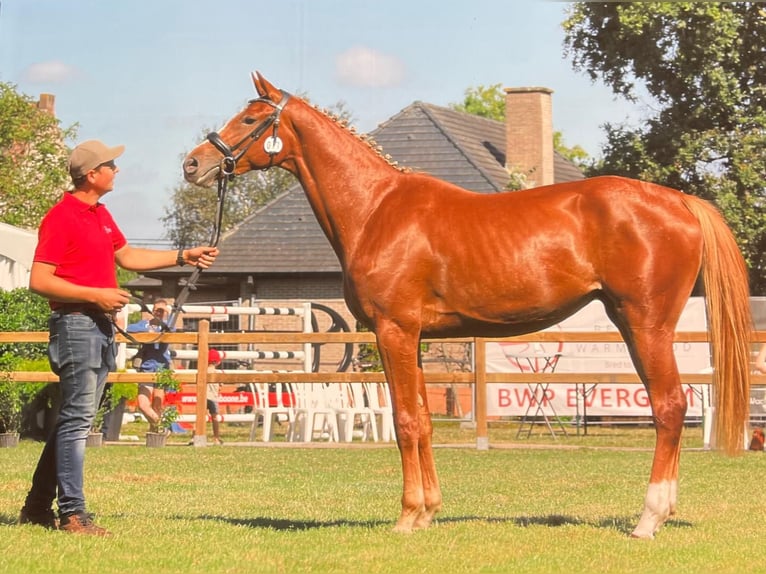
[34,192,127,309]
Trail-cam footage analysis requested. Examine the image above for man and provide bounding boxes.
[19,140,219,536]
[127,298,173,431]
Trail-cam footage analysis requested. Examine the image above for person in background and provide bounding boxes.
[20,139,219,536]
[127,298,173,432]
[206,348,224,445]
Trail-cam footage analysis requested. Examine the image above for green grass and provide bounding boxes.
[1,422,762,574]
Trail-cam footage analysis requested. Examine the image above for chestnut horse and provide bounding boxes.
[183,72,752,539]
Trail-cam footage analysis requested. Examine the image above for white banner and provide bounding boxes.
[486,298,710,417]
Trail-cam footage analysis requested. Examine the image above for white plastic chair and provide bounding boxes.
[364,382,396,442]
[248,383,295,442]
[333,383,379,442]
[289,383,338,442]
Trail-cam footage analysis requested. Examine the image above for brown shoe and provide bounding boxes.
[60,512,112,537]
[18,506,58,530]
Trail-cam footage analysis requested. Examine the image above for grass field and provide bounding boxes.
[1,421,763,574]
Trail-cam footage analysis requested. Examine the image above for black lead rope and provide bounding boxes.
[110,164,230,348]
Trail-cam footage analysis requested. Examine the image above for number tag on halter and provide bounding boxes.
[264,136,283,154]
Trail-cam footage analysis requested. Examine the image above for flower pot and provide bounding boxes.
[145,431,167,448]
[86,432,104,448]
[0,432,20,448]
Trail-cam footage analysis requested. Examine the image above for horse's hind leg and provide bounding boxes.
[620,326,687,539]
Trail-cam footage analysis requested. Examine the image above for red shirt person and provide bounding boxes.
[20,140,219,536]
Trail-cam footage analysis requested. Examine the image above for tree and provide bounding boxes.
[450,84,590,169]
[162,166,296,247]
[163,98,355,247]
[0,82,76,229]
[563,2,766,293]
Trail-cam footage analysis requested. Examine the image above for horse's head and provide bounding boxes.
[183,72,291,187]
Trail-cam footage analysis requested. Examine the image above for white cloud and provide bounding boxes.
[335,46,406,88]
[21,60,81,84]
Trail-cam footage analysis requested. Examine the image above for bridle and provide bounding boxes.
[164,89,292,329]
[207,89,291,179]
[112,90,292,348]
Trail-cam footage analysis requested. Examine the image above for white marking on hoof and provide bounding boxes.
[632,480,672,539]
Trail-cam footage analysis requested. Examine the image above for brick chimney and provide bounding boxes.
[504,87,553,188]
[37,93,55,116]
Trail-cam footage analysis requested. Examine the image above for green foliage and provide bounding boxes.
[0,288,50,364]
[162,168,296,247]
[451,83,506,121]
[0,376,22,433]
[0,82,77,229]
[154,368,180,391]
[117,267,139,288]
[563,2,766,293]
[110,382,138,403]
[157,405,178,432]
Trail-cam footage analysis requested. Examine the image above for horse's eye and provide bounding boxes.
[243,117,257,125]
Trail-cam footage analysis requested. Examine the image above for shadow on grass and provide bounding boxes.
[195,514,390,531]
[193,513,693,535]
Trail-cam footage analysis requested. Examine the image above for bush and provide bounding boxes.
[0,288,49,364]
[0,376,22,433]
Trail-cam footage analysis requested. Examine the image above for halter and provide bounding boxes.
[111,91,292,346]
[165,89,292,328]
[207,89,291,177]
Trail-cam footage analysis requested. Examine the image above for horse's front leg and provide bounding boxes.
[376,322,436,532]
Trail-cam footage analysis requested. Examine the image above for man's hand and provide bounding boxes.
[92,288,132,313]
[185,247,220,269]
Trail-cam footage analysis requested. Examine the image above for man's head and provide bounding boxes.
[149,299,169,325]
[69,139,125,186]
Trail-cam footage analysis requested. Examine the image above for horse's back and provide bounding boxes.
[355,174,705,336]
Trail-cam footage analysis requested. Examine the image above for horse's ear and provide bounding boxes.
[251,72,264,95]
[251,71,280,100]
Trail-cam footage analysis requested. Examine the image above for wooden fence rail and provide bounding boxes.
[2,323,766,447]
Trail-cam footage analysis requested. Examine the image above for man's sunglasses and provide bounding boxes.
[96,160,117,171]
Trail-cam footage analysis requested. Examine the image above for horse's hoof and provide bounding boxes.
[392,522,414,534]
[629,529,655,540]
[412,516,433,530]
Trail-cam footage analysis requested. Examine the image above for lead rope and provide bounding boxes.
[165,171,230,330]
[110,172,229,348]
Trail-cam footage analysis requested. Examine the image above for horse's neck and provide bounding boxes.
[287,106,396,255]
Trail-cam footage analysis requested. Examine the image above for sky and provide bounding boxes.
[0,0,646,245]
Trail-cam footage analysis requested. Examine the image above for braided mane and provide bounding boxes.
[308,100,411,173]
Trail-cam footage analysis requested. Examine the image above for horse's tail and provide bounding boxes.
[682,194,752,454]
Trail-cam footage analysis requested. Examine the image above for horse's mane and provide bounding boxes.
[306,99,411,174]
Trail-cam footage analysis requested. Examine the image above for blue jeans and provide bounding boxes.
[24,312,116,516]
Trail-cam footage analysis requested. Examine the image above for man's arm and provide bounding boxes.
[29,262,131,313]
[114,245,219,272]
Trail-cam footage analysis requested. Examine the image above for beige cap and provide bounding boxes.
[69,139,125,179]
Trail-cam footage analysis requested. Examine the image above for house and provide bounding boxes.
[0,222,37,291]
[133,87,585,330]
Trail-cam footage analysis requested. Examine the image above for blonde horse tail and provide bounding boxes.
[682,194,752,454]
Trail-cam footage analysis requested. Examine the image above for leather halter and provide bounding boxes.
[165,90,292,328]
[206,89,291,176]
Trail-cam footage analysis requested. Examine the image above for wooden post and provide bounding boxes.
[475,337,488,450]
[193,320,210,446]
